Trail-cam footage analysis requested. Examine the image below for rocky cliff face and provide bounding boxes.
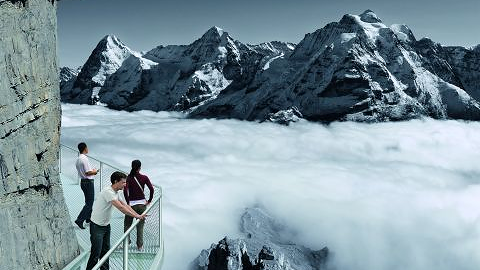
[443,45,480,101]
[0,0,80,269]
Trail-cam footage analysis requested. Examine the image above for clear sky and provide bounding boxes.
[57,0,479,68]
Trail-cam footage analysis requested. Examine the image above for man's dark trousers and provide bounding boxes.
[77,179,94,222]
[86,222,110,270]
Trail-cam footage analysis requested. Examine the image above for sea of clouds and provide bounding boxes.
[61,104,480,270]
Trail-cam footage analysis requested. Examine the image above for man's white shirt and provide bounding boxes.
[76,154,93,180]
[90,186,119,226]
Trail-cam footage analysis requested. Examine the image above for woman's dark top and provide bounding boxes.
[123,172,154,204]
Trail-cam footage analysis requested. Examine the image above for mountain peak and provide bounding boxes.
[193,26,232,47]
[202,26,226,40]
[100,34,116,41]
[97,34,129,51]
[359,9,382,23]
[211,26,224,36]
[74,34,134,88]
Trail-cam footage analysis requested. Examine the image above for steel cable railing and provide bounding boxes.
[59,144,164,270]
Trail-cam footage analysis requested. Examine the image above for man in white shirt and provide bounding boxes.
[86,171,146,270]
[74,142,98,229]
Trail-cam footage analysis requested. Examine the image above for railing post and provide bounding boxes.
[159,192,162,251]
[76,151,81,185]
[59,146,62,174]
[99,162,103,191]
[123,237,129,270]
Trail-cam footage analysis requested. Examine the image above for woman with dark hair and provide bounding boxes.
[123,159,154,250]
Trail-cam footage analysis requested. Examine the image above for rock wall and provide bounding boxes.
[0,0,80,269]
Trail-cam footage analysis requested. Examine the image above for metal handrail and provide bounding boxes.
[60,144,164,270]
[61,249,89,270]
[91,190,163,270]
[60,144,126,174]
[61,237,90,270]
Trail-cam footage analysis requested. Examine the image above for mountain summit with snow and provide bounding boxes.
[61,12,480,123]
[61,35,136,104]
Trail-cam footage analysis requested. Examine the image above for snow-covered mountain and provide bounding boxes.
[192,10,480,122]
[61,27,292,112]
[59,66,79,99]
[60,11,480,122]
[102,26,293,112]
[61,35,136,104]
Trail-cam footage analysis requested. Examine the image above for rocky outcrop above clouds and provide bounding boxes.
[192,208,329,270]
[61,10,480,123]
[0,0,80,269]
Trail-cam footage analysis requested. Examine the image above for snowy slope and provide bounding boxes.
[60,12,480,123]
[191,10,480,122]
[61,35,138,104]
[96,27,294,112]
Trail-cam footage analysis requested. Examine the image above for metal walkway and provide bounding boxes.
[60,144,164,270]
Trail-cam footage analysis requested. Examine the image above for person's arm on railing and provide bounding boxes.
[125,203,141,216]
[112,199,145,220]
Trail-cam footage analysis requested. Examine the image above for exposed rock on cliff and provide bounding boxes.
[193,208,328,270]
[0,0,80,269]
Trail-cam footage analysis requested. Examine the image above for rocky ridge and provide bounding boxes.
[192,208,329,270]
[61,27,294,112]
[60,10,480,123]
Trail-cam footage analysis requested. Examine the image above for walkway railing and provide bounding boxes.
[60,144,164,270]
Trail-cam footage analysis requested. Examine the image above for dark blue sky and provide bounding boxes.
[57,0,479,68]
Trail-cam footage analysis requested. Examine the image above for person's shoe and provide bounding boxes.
[137,245,143,251]
[74,219,85,229]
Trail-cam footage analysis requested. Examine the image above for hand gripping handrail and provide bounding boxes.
[91,189,163,270]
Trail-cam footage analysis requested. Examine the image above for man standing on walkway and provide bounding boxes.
[75,142,98,229]
[86,171,146,270]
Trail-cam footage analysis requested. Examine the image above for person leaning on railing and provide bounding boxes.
[86,171,146,270]
[123,159,154,251]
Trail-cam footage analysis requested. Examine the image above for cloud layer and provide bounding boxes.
[61,104,480,270]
